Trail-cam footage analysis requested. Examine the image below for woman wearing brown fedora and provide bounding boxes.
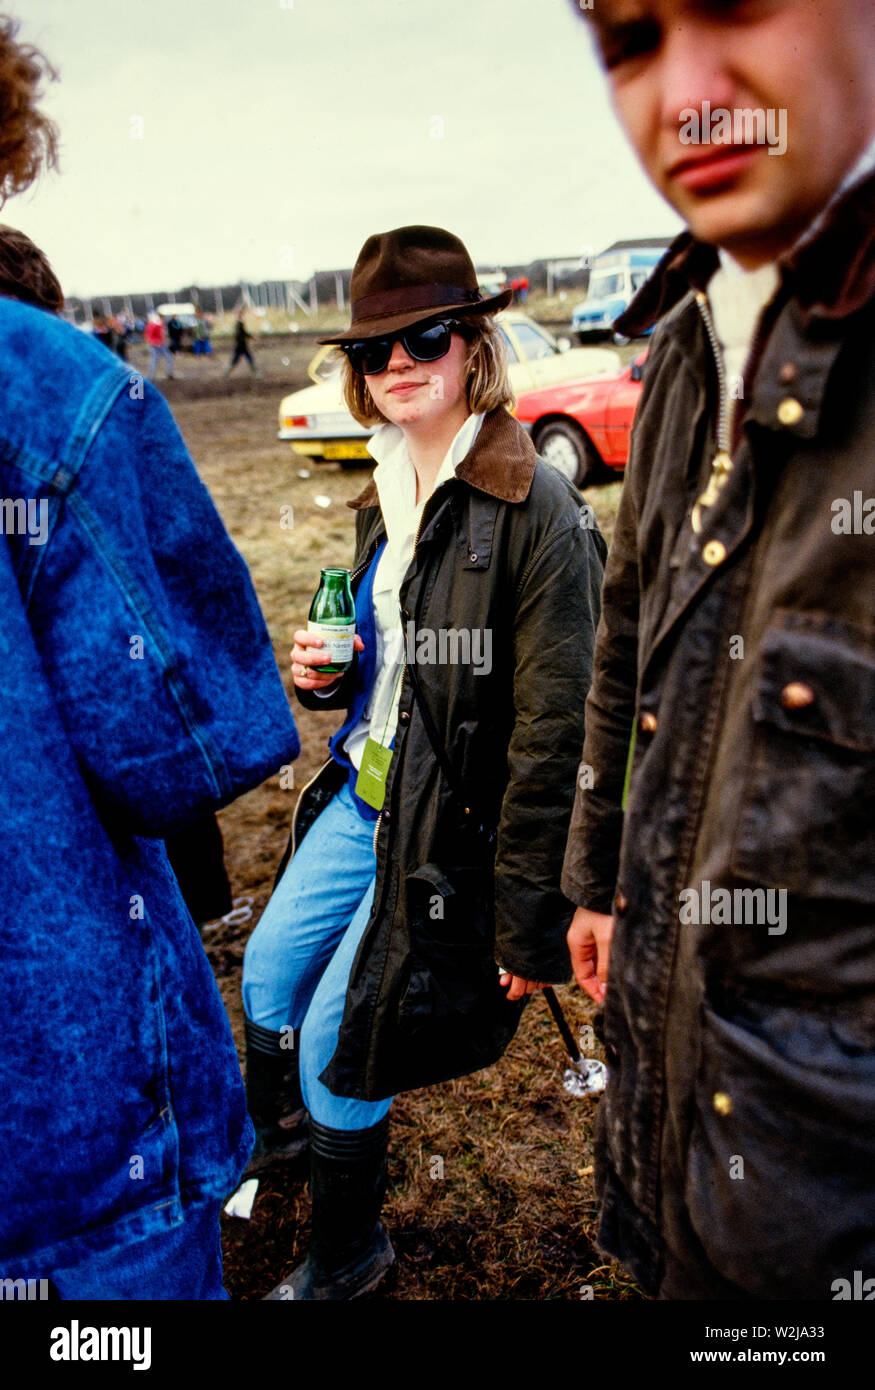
[242,225,606,1300]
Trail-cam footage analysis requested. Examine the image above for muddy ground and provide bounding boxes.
[134,335,641,1301]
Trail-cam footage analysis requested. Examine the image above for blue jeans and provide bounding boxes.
[242,781,392,1130]
[48,1198,228,1300]
[147,343,174,379]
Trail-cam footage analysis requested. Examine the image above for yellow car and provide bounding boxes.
[277,310,620,464]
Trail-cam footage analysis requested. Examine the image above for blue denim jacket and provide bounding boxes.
[0,300,299,1277]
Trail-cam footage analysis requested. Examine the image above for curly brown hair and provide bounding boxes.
[0,14,58,205]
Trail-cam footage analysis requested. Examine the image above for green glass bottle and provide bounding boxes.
[307,567,356,675]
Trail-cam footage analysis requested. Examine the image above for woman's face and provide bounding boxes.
[365,327,470,433]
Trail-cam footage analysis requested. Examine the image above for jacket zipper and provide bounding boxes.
[691,291,733,535]
[349,548,375,586]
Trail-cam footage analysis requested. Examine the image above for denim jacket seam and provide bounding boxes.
[7,369,131,606]
[64,485,230,803]
[0,368,129,489]
[5,1192,185,1278]
[142,911,182,1191]
[66,367,133,476]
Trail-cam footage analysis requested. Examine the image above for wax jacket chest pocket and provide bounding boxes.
[731,610,875,902]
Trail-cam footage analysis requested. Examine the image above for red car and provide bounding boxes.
[514,351,647,487]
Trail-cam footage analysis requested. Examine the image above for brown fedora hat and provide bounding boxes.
[316,224,512,344]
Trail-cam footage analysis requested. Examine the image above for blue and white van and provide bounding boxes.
[572,245,667,342]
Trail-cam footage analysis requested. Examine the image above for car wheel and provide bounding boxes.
[535,419,604,488]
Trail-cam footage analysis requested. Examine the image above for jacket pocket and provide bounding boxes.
[684,1001,875,1299]
[392,862,524,1090]
[731,610,875,902]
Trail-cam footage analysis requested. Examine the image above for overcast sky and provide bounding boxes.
[13,0,682,298]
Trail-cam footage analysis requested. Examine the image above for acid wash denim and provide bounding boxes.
[0,299,300,1283]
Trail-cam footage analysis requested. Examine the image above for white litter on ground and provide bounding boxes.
[224,1178,259,1220]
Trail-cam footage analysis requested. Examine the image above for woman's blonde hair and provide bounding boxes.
[338,314,514,427]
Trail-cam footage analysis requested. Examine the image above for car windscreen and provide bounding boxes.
[588,271,626,299]
[509,322,554,361]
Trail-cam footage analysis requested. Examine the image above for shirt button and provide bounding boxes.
[781,681,815,711]
[399,710,410,724]
[640,712,658,734]
[778,363,797,385]
[469,551,478,563]
[777,397,804,426]
[713,1091,733,1116]
[383,810,391,823]
[702,540,727,566]
[614,891,628,913]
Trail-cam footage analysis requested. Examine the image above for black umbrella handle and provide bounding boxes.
[543,986,581,1063]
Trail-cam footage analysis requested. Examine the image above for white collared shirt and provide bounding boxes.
[706,253,780,438]
[342,410,484,771]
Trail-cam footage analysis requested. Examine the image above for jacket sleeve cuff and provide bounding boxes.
[494,886,575,983]
[560,801,623,915]
[294,656,357,711]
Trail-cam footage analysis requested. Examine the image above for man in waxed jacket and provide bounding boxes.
[562,0,875,1298]
[0,18,299,1297]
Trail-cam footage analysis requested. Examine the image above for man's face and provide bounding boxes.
[586,0,875,264]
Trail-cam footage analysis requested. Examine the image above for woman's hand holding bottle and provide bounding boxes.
[291,631,365,690]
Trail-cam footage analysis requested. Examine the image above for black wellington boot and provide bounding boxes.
[263,1115,395,1300]
[242,1018,309,1178]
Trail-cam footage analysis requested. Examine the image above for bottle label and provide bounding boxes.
[307,620,355,664]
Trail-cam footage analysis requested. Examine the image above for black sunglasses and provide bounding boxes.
[341,318,466,376]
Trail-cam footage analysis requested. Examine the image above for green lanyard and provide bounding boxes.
[354,650,405,811]
[621,720,637,813]
[377,657,405,749]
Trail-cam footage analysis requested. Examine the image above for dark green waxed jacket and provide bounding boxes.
[293,405,606,1100]
[562,169,875,1300]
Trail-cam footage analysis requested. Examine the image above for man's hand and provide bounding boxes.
[567,906,614,1004]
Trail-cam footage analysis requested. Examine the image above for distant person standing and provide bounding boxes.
[145,311,175,380]
[167,314,182,354]
[91,310,116,354]
[194,306,212,356]
[111,313,129,361]
[225,306,259,376]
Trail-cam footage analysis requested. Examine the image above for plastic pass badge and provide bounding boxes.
[355,738,393,811]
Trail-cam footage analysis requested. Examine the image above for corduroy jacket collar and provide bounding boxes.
[616,165,875,338]
[347,405,538,511]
